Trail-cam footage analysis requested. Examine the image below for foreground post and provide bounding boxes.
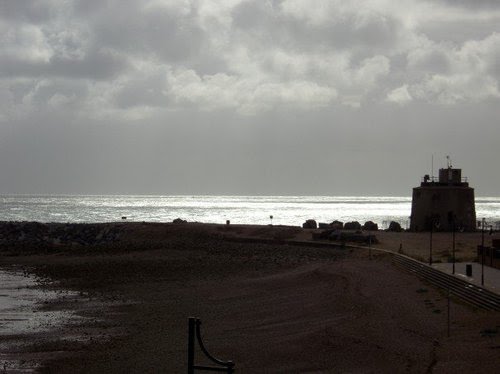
[447,289,451,337]
[452,222,456,275]
[429,223,433,266]
[481,218,485,286]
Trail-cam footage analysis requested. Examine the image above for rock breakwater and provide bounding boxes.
[0,222,121,252]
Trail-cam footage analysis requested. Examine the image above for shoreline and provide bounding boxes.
[0,220,493,262]
[1,195,500,231]
[0,222,499,372]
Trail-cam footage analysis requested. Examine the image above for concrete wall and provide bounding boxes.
[410,186,476,231]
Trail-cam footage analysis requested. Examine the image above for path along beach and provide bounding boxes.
[0,222,499,373]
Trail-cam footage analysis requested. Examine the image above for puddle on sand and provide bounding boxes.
[0,269,84,372]
[0,270,79,334]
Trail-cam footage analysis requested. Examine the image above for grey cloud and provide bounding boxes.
[23,79,89,108]
[72,0,108,16]
[407,48,451,75]
[433,0,500,10]
[91,2,204,63]
[114,72,169,109]
[488,53,500,79]
[1,0,500,196]
[417,19,500,43]
[2,80,33,105]
[0,0,54,24]
[0,48,128,81]
[481,34,500,79]
[232,1,275,30]
[1,0,498,115]
[48,48,128,80]
[231,2,401,55]
[0,58,44,78]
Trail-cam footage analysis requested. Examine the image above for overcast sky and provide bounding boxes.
[0,0,499,196]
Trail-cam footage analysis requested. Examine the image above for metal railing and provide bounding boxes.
[188,317,235,374]
[421,176,468,183]
[392,254,500,311]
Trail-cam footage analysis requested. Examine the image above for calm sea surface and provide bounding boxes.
[1,195,500,228]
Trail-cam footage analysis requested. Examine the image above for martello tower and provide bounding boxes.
[410,162,476,231]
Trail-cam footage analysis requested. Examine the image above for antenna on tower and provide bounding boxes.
[431,154,434,180]
[446,155,452,168]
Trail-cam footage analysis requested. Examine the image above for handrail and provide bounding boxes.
[195,319,234,368]
[188,317,235,374]
[420,176,469,183]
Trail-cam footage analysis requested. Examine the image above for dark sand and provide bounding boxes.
[0,222,499,373]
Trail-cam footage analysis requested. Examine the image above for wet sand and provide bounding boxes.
[0,222,499,373]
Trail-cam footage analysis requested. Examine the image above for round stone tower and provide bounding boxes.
[410,165,476,231]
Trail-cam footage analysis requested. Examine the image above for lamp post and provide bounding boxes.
[481,218,485,286]
[452,220,456,275]
[429,219,434,266]
[429,217,440,266]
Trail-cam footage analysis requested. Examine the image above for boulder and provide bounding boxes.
[387,221,402,232]
[362,221,378,231]
[0,222,121,251]
[330,220,344,229]
[302,219,317,229]
[344,221,362,230]
[172,218,187,224]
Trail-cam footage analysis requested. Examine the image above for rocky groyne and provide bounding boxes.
[0,222,121,252]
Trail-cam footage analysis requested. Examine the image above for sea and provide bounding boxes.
[1,195,500,229]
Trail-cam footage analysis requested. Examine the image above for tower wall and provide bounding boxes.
[410,186,476,231]
[439,168,461,183]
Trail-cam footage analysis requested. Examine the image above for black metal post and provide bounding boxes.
[489,225,494,266]
[452,222,456,275]
[429,222,433,266]
[481,218,485,286]
[188,317,195,374]
[447,289,450,337]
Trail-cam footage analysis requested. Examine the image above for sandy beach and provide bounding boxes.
[0,222,499,373]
